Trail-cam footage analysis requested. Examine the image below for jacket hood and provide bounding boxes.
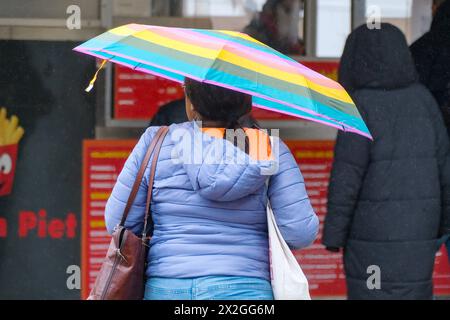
[339,23,418,92]
[172,122,275,202]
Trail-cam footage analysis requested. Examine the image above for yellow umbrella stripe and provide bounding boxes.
[217,50,353,104]
[217,30,266,46]
[109,24,140,37]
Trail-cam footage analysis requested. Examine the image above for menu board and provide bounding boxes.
[114,64,185,120]
[286,140,347,297]
[82,139,450,299]
[81,140,137,299]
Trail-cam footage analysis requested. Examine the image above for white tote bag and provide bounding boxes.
[267,202,311,300]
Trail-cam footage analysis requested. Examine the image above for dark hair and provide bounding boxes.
[184,77,253,153]
[184,78,253,128]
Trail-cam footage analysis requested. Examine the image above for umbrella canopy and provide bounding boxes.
[74,24,372,139]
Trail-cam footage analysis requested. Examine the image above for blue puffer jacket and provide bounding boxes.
[105,121,318,281]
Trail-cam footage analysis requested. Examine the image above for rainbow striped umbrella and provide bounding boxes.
[74,24,372,139]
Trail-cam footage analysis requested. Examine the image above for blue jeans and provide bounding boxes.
[144,276,274,300]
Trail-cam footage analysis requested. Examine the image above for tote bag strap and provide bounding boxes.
[119,126,169,227]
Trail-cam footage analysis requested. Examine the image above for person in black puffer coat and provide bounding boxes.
[411,0,450,136]
[322,24,450,300]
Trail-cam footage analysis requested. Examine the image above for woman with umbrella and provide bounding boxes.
[104,77,319,300]
[75,24,369,300]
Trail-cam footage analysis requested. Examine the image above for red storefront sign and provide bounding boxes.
[434,242,450,295]
[81,140,137,299]
[286,140,347,297]
[114,65,184,120]
[82,139,450,298]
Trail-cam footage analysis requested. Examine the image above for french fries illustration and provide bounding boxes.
[0,107,25,146]
[0,107,23,196]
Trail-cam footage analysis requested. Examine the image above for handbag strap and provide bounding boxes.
[119,126,169,227]
[142,126,169,237]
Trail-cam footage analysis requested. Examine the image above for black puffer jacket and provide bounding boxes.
[411,0,450,134]
[322,24,450,300]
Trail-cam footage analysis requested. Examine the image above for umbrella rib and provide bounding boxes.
[202,33,319,117]
[133,62,141,70]
[201,41,228,82]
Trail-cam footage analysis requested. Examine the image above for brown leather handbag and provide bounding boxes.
[87,126,169,300]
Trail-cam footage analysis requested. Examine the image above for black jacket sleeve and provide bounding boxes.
[429,97,450,236]
[410,34,435,86]
[322,106,371,248]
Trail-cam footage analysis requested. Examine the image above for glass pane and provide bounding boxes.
[316,0,351,57]
[183,0,267,17]
[183,0,305,55]
[365,0,414,42]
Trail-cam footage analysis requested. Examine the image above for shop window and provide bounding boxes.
[183,0,305,55]
[365,0,415,42]
[316,0,352,58]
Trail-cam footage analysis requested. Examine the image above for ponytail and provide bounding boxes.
[222,114,250,154]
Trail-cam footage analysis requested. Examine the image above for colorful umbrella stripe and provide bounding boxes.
[74,24,372,139]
